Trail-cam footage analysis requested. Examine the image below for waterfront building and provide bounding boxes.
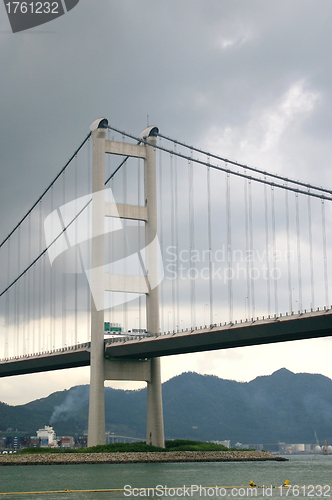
[36,426,57,447]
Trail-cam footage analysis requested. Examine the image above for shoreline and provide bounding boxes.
[0,450,287,466]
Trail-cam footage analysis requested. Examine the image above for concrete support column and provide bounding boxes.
[144,132,165,448]
[146,357,165,447]
[88,123,106,447]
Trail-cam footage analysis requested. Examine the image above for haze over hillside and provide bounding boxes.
[1,369,331,444]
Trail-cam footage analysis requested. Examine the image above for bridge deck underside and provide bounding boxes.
[105,309,332,359]
[0,310,331,377]
[0,349,90,378]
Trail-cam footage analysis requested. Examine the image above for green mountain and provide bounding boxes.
[1,368,331,444]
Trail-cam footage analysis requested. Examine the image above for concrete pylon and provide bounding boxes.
[87,119,107,447]
[146,357,164,447]
[87,119,165,448]
[144,130,165,448]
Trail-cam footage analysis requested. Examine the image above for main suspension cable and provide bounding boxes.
[0,141,132,298]
[107,125,332,200]
[0,132,91,250]
[157,132,332,196]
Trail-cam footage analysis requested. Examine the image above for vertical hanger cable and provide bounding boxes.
[271,186,278,315]
[207,161,213,325]
[285,189,292,313]
[295,193,303,311]
[226,171,233,323]
[322,199,329,307]
[264,182,271,316]
[307,192,315,310]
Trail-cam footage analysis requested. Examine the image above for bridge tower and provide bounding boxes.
[87,118,164,448]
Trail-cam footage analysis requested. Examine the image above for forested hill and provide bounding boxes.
[1,368,331,444]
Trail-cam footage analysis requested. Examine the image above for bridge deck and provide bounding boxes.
[0,345,90,378]
[0,309,331,378]
[105,308,332,359]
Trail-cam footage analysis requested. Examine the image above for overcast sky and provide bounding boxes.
[1,1,332,406]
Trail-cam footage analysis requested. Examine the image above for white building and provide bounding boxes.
[212,440,231,448]
[36,426,57,447]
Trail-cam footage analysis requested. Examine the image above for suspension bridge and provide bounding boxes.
[0,118,331,447]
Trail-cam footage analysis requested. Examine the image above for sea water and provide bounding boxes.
[0,455,331,500]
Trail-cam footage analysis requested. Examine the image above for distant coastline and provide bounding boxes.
[0,450,287,466]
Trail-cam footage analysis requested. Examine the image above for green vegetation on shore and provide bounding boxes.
[19,439,234,455]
